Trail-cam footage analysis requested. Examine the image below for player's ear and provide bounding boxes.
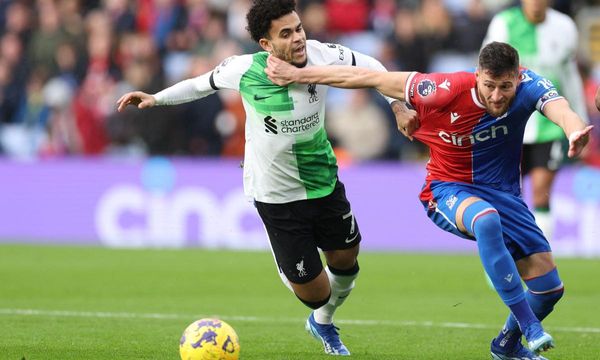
[259,38,272,53]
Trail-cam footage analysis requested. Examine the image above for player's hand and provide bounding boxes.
[116,91,156,112]
[265,55,297,86]
[595,86,600,112]
[568,125,594,158]
[392,101,419,140]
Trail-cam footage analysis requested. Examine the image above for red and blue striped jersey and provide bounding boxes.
[405,69,563,202]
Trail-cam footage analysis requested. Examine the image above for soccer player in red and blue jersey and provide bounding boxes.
[265,41,593,359]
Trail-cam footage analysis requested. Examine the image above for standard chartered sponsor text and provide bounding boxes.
[280,112,320,133]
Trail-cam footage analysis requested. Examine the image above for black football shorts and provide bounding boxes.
[255,179,361,284]
[522,140,564,174]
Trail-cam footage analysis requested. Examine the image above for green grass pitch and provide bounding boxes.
[1,244,599,359]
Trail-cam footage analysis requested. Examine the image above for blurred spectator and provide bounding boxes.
[174,54,224,156]
[325,0,370,34]
[72,9,117,155]
[0,32,28,124]
[297,1,329,41]
[582,63,600,167]
[389,7,432,72]
[226,0,251,43]
[39,77,82,157]
[2,1,34,40]
[136,0,186,53]
[327,89,390,162]
[1,0,598,164]
[370,0,396,37]
[103,0,136,34]
[28,0,72,78]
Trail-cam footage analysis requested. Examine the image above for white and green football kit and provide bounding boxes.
[154,39,393,204]
[483,7,588,144]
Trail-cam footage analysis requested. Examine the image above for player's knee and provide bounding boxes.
[297,292,331,310]
[472,210,502,243]
[325,248,359,270]
[462,200,499,235]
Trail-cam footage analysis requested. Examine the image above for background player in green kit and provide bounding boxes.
[116,0,414,356]
[482,0,589,242]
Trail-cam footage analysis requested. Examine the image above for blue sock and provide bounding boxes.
[463,201,524,306]
[495,268,564,348]
[463,201,544,348]
[524,267,564,320]
[507,299,539,331]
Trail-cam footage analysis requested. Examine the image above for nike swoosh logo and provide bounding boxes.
[345,232,359,243]
[254,94,272,101]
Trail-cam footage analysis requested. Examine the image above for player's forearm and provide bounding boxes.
[353,52,405,105]
[295,66,406,101]
[293,65,377,88]
[553,108,586,138]
[562,114,588,139]
[544,98,586,137]
[154,73,217,105]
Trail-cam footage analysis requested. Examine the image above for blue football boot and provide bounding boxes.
[305,312,350,356]
[524,321,555,354]
[491,338,549,360]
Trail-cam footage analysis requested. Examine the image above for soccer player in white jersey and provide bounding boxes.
[116,0,414,355]
[482,0,588,242]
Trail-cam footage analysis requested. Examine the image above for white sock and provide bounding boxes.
[534,210,554,242]
[314,266,357,324]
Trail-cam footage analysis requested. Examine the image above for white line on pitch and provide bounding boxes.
[1,308,599,335]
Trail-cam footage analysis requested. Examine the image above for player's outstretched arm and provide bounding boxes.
[116,91,156,112]
[265,55,409,100]
[117,70,224,112]
[543,98,593,158]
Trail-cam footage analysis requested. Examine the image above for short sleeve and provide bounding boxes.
[520,70,564,113]
[211,54,254,91]
[406,72,459,111]
[306,40,355,66]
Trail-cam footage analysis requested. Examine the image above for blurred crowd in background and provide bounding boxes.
[1,0,600,164]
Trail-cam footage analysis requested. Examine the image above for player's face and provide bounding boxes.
[260,11,307,67]
[476,69,519,117]
[521,0,549,23]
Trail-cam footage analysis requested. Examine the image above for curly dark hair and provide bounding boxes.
[479,42,520,77]
[246,0,297,42]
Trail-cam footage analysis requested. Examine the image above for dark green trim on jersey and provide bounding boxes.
[239,52,295,115]
[293,127,338,199]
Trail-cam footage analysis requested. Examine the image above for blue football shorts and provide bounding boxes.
[421,181,551,261]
